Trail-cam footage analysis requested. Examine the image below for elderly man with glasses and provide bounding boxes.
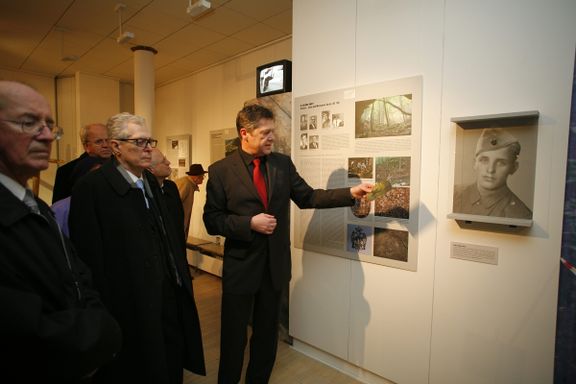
[69,112,205,384]
[52,122,112,203]
[0,80,122,382]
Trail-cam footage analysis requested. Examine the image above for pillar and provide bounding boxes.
[131,45,157,133]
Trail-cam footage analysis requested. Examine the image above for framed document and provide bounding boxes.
[166,134,191,180]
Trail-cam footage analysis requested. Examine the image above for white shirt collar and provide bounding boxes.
[0,172,27,201]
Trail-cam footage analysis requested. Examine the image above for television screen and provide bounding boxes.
[256,60,291,97]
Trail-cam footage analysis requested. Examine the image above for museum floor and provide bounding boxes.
[184,270,363,384]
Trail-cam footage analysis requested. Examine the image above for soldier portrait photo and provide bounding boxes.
[452,127,534,219]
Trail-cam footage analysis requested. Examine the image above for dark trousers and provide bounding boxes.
[218,270,281,384]
[162,279,185,384]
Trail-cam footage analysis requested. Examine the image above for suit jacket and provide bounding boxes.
[69,159,205,383]
[0,183,121,382]
[175,176,198,237]
[162,179,187,243]
[203,150,354,294]
[52,152,88,203]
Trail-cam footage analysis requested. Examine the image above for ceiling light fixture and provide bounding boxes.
[187,0,212,17]
[55,26,79,62]
[115,3,134,44]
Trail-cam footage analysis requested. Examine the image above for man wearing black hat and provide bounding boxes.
[175,163,207,238]
[453,128,532,219]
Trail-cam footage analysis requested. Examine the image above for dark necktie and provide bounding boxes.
[23,189,41,215]
[23,189,62,234]
[252,157,268,209]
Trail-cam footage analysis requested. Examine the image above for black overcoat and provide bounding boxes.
[52,152,87,203]
[0,183,121,382]
[69,159,205,383]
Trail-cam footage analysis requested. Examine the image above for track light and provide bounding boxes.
[117,31,135,44]
[187,0,211,17]
[115,3,134,44]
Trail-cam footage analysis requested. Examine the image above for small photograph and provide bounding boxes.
[350,197,371,219]
[347,224,373,254]
[300,133,308,150]
[373,227,408,262]
[309,135,319,149]
[171,140,179,149]
[259,64,284,94]
[374,157,411,219]
[332,113,344,128]
[178,158,186,167]
[321,111,331,128]
[300,114,308,130]
[309,115,317,130]
[355,94,412,138]
[348,157,373,179]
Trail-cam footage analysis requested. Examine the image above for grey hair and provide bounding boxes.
[106,112,147,139]
[79,123,106,144]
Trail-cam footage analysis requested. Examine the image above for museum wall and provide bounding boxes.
[291,1,576,384]
[154,37,292,240]
[431,0,575,383]
[291,1,441,383]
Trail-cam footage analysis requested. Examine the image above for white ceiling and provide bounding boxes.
[0,0,292,86]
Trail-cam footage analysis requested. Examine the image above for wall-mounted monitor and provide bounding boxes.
[256,59,292,97]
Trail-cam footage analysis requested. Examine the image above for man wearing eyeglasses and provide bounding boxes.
[69,113,205,384]
[52,122,111,203]
[0,80,122,381]
[203,104,373,384]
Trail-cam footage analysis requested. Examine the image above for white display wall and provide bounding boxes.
[290,1,576,383]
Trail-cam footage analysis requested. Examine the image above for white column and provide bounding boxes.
[131,45,157,133]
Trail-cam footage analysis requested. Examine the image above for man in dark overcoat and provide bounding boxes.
[148,148,187,243]
[52,122,111,203]
[70,112,205,384]
[0,80,121,382]
[203,104,373,384]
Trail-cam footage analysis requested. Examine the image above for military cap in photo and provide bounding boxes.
[475,128,520,156]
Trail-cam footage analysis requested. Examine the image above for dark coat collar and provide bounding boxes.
[0,183,55,227]
[101,157,142,197]
[0,183,29,227]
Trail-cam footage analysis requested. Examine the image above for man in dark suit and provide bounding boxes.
[148,148,187,241]
[0,80,121,382]
[52,122,111,203]
[70,113,205,384]
[203,104,373,384]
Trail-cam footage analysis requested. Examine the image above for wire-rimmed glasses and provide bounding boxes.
[0,118,63,140]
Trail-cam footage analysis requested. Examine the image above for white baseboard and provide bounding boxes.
[291,339,396,384]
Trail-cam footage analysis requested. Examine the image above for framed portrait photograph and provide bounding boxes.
[448,111,539,227]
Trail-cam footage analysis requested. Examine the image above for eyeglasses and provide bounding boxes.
[0,118,63,140]
[88,138,110,146]
[116,138,158,148]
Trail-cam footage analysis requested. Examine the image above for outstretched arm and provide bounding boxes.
[350,182,374,199]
